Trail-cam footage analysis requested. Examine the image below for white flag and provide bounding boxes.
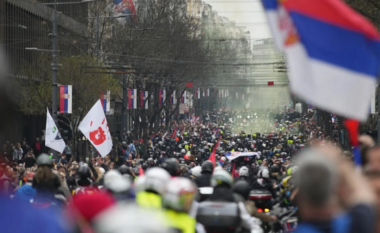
[45,109,66,153]
[79,100,113,157]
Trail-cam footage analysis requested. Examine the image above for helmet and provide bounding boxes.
[118,165,130,175]
[211,169,233,187]
[258,168,270,179]
[78,165,92,180]
[231,142,236,146]
[104,170,131,193]
[161,158,180,176]
[190,166,202,178]
[142,168,171,194]
[233,180,250,201]
[180,149,186,154]
[270,165,280,174]
[238,166,249,177]
[36,153,53,167]
[162,177,197,213]
[201,160,214,173]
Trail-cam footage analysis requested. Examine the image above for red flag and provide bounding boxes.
[138,166,144,176]
[268,81,274,86]
[231,162,236,180]
[186,82,193,87]
[344,119,359,146]
[172,127,177,138]
[209,136,221,167]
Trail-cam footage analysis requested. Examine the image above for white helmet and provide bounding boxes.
[238,166,249,177]
[181,149,186,154]
[104,170,131,193]
[211,169,233,187]
[258,168,270,179]
[162,178,197,213]
[140,168,171,194]
[190,166,202,178]
[231,142,236,146]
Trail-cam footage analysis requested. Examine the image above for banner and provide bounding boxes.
[171,91,177,105]
[159,89,166,106]
[100,90,110,113]
[45,109,66,153]
[225,152,259,161]
[206,88,210,97]
[202,89,205,97]
[140,91,148,109]
[60,85,72,114]
[128,89,137,109]
[79,100,113,157]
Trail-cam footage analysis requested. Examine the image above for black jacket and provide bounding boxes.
[195,172,212,187]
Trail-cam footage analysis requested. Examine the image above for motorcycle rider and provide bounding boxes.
[194,160,214,187]
[162,177,205,233]
[135,167,170,209]
[233,180,276,223]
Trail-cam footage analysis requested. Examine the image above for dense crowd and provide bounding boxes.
[0,108,379,233]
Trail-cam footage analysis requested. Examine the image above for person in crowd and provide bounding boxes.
[23,151,36,169]
[13,143,23,163]
[33,138,41,158]
[14,170,36,202]
[294,146,376,233]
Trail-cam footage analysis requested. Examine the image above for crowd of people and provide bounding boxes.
[0,108,379,233]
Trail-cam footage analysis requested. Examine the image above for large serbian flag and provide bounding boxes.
[262,0,380,121]
[60,85,72,114]
[171,91,177,105]
[140,91,148,109]
[128,89,137,109]
[181,91,187,104]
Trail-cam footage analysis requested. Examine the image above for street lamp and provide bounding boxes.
[36,0,98,159]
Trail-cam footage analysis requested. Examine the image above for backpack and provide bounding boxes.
[295,214,350,233]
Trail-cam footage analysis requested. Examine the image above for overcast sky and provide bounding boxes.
[202,0,272,40]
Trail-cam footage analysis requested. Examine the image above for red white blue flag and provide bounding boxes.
[194,88,200,99]
[171,91,177,105]
[262,0,380,121]
[140,91,148,109]
[181,91,187,104]
[159,89,166,106]
[100,90,110,113]
[60,85,72,114]
[128,89,137,109]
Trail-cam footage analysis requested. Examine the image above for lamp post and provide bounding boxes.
[27,0,97,158]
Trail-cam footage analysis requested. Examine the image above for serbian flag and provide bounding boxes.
[194,88,201,99]
[202,89,205,97]
[206,88,210,97]
[140,91,148,109]
[181,91,187,104]
[225,89,229,97]
[171,91,177,105]
[60,85,72,114]
[159,89,166,106]
[262,0,380,121]
[100,90,110,113]
[128,89,137,109]
[113,0,137,22]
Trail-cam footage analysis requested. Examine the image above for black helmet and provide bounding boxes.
[118,165,130,175]
[36,153,53,167]
[78,165,92,180]
[161,158,180,176]
[201,160,214,173]
[270,165,280,173]
[233,180,251,201]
